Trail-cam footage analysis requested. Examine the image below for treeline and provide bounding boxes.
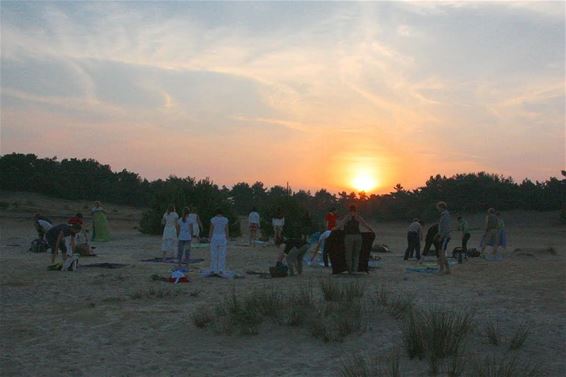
[1,153,564,237]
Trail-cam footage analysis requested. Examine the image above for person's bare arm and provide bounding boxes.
[357,215,375,233]
[225,223,229,239]
[197,215,203,230]
[176,223,180,237]
[310,242,321,261]
[209,223,214,239]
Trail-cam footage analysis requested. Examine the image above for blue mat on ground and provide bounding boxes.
[406,260,457,273]
[141,257,204,264]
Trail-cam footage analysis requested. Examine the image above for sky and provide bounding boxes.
[1,1,564,193]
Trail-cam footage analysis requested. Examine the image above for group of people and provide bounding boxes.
[34,201,110,266]
[402,203,508,274]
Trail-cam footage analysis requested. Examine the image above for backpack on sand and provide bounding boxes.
[29,239,49,253]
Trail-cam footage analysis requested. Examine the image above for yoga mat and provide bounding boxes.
[140,257,204,264]
[81,263,128,269]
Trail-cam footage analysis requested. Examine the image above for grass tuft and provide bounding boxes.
[509,322,531,351]
[485,320,501,346]
[470,356,541,377]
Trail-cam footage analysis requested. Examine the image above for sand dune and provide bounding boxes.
[1,192,565,376]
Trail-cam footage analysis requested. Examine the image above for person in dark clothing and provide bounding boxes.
[404,219,423,261]
[457,216,471,253]
[422,223,440,256]
[45,223,82,264]
[335,205,375,274]
[277,238,309,276]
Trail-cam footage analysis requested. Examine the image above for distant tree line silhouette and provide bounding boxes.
[1,153,564,236]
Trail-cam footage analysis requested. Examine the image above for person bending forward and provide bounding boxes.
[209,209,229,274]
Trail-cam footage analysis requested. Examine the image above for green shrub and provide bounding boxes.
[320,278,365,302]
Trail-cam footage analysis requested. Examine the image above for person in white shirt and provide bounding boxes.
[176,207,195,266]
[404,219,423,261]
[209,208,229,274]
[188,209,203,241]
[248,207,260,247]
[271,208,285,244]
[161,205,179,260]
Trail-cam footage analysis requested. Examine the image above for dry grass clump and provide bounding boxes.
[320,278,365,302]
[193,281,367,342]
[340,349,401,377]
[469,356,541,377]
[484,320,501,346]
[129,287,183,299]
[402,306,474,375]
[508,322,531,350]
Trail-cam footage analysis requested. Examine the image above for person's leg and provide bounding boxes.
[177,240,185,265]
[218,239,227,273]
[352,235,362,273]
[404,232,411,260]
[322,247,329,267]
[185,240,192,264]
[439,237,450,273]
[493,230,499,255]
[344,235,354,273]
[415,237,421,260]
[210,240,218,273]
[286,247,298,275]
[296,244,309,275]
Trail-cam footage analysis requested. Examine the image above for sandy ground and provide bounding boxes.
[1,192,565,376]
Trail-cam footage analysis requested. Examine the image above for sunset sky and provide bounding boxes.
[1,1,564,193]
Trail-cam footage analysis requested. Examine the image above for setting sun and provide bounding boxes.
[351,171,379,193]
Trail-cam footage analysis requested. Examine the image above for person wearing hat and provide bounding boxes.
[45,223,82,264]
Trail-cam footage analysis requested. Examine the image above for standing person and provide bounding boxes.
[309,229,332,267]
[176,207,194,266]
[271,208,285,244]
[403,219,423,261]
[161,205,179,260]
[496,212,507,251]
[480,208,499,256]
[33,213,52,239]
[457,215,471,256]
[436,202,451,274]
[209,208,229,275]
[187,208,203,242]
[45,223,81,264]
[278,238,309,276]
[248,207,260,247]
[91,201,110,241]
[336,205,375,274]
[324,208,337,230]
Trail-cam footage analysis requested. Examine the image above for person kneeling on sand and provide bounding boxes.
[45,223,82,265]
[436,201,451,274]
[277,238,309,276]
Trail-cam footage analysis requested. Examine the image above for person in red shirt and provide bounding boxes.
[324,208,337,230]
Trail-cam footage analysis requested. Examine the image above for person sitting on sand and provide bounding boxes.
[45,223,82,264]
[309,230,332,267]
[188,208,203,242]
[480,208,499,256]
[33,213,52,240]
[335,205,375,274]
[404,219,423,262]
[436,202,451,274]
[209,208,229,274]
[248,207,260,247]
[277,238,309,276]
[176,207,194,266]
[91,201,110,241]
[161,205,179,260]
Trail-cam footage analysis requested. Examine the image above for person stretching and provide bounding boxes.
[335,205,375,274]
[176,207,194,266]
[45,223,81,265]
[248,207,260,247]
[209,209,229,275]
[309,230,332,267]
[436,202,451,274]
[277,238,309,276]
[404,219,423,261]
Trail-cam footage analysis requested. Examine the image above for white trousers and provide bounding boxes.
[210,237,227,273]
